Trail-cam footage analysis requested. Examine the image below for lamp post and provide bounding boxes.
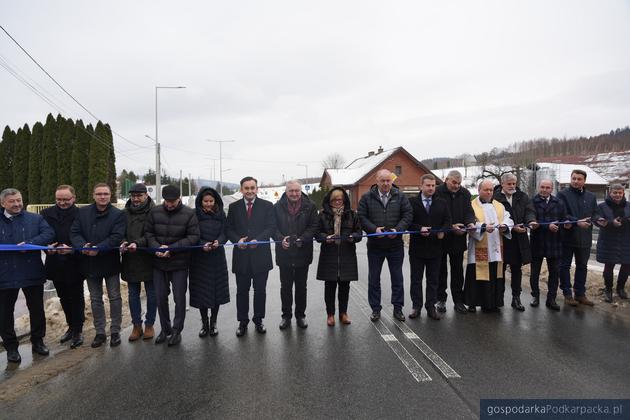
[155,85,186,203]
[207,140,235,196]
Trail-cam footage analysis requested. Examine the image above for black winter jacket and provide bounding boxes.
[121,197,154,282]
[596,197,630,264]
[557,187,599,249]
[41,204,83,284]
[273,192,319,268]
[493,187,536,265]
[530,194,569,259]
[434,183,475,253]
[358,185,412,249]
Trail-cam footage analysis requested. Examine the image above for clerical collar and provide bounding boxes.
[479,198,493,204]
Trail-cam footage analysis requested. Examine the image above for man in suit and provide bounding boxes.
[408,175,452,320]
[226,176,276,337]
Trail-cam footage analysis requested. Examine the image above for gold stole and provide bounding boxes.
[471,198,505,281]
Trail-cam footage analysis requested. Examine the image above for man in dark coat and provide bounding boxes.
[408,174,452,320]
[0,188,55,363]
[41,185,85,348]
[528,179,571,311]
[595,184,630,302]
[71,183,126,348]
[145,185,200,346]
[492,173,536,311]
[226,176,276,337]
[557,169,600,307]
[120,183,156,342]
[273,180,319,330]
[358,169,413,322]
[434,170,476,314]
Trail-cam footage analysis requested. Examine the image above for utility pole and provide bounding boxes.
[207,140,235,196]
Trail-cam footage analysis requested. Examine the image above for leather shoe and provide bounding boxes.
[208,322,218,337]
[408,308,421,319]
[427,307,441,320]
[155,330,170,344]
[199,319,210,337]
[7,348,21,363]
[454,303,468,314]
[60,328,73,344]
[327,315,335,326]
[530,297,540,307]
[618,288,628,299]
[511,296,525,311]
[604,289,613,303]
[143,325,155,340]
[236,325,248,337]
[393,310,405,322]
[91,334,107,348]
[435,300,447,313]
[167,331,181,346]
[467,305,477,313]
[564,295,578,306]
[32,340,49,356]
[255,324,267,334]
[70,333,84,349]
[370,311,381,322]
[110,333,121,347]
[296,318,308,329]
[339,313,351,325]
[576,295,594,306]
[279,318,291,330]
[128,324,143,341]
[546,300,560,311]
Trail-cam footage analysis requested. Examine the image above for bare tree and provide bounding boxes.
[321,153,346,169]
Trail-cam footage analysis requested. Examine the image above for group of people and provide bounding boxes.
[1,167,628,364]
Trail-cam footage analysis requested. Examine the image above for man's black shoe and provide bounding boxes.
[167,331,181,346]
[296,318,308,329]
[32,340,50,356]
[255,324,267,334]
[408,308,421,319]
[279,318,291,330]
[236,325,248,337]
[60,328,73,344]
[155,331,170,344]
[546,300,561,311]
[467,305,477,313]
[199,319,210,337]
[530,297,540,307]
[454,303,468,314]
[208,322,218,337]
[91,334,107,348]
[110,333,121,347]
[511,296,525,311]
[70,333,84,349]
[435,300,447,313]
[427,307,441,320]
[370,311,381,322]
[604,288,613,303]
[393,310,405,322]
[6,348,21,363]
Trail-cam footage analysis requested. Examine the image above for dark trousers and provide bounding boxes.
[199,307,219,323]
[410,256,441,311]
[53,280,85,333]
[530,256,560,300]
[236,271,269,325]
[438,250,465,304]
[279,266,308,319]
[0,285,46,350]
[153,269,188,333]
[367,245,405,312]
[559,246,590,297]
[325,281,350,315]
[502,263,523,297]
[603,263,630,291]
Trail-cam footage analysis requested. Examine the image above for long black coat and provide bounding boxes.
[557,186,599,249]
[273,192,319,268]
[530,194,568,259]
[434,183,475,253]
[358,185,412,250]
[41,204,83,284]
[189,188,230,308]
[596,197,630,264]
[226,197,275,275]
[316,188,362,282]
[145,202,200,272]
[408,194,452,260]
[121,197,154,283]
[70,203,126,278]
[493,187,535,265]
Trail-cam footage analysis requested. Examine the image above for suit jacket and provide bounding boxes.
[408,194,452,259]
[226,197,276,274]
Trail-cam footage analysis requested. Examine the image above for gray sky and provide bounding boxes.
[2,0,630,185]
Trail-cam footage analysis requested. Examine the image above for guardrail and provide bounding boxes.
[26,203,126,213]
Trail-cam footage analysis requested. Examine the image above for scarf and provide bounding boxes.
[332,206,344,244]
[288,197,302,217]
[471,198,505,281]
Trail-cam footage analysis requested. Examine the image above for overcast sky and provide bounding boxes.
[2,1,630,185]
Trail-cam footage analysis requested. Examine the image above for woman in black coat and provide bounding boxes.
[189,187,230,336]
[316,187,362,326]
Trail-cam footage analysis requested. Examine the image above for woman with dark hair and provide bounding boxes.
[316,187,362,326]
[189,187,230,336]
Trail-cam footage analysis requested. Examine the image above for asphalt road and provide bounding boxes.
[2,242,629,419]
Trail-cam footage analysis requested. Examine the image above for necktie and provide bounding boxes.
[424,198,431,213]
[381,194,388,207]
[246,201,253,219]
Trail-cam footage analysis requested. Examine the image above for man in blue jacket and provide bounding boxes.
[0,188,55,363]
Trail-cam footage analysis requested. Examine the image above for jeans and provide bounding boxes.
[367,245,405,312]
[86,274,122,335]
[559,246,590,297]
[128,281,157,326]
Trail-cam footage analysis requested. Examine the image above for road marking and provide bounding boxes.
[352,283,461,379]
[349,293,432,382]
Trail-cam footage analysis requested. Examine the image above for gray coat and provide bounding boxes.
[358,185,412,249]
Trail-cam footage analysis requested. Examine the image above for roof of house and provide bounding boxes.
[324,148,398,186]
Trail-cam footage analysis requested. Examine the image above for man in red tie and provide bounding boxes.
[226,177,276,337]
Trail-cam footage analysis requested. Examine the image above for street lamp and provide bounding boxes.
[155,85,186,203]
[207,140,235,196]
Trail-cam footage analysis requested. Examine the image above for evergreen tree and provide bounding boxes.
[28,122,44,203]
[57,118,75,186]
[12,124,31,205]
[87,121,109,194]
[104,124,117,202]
[71,120,90,202]
[41,113,59,203]
[0,126,17,190]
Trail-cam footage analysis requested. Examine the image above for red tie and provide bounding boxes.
[247,201,253,219]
